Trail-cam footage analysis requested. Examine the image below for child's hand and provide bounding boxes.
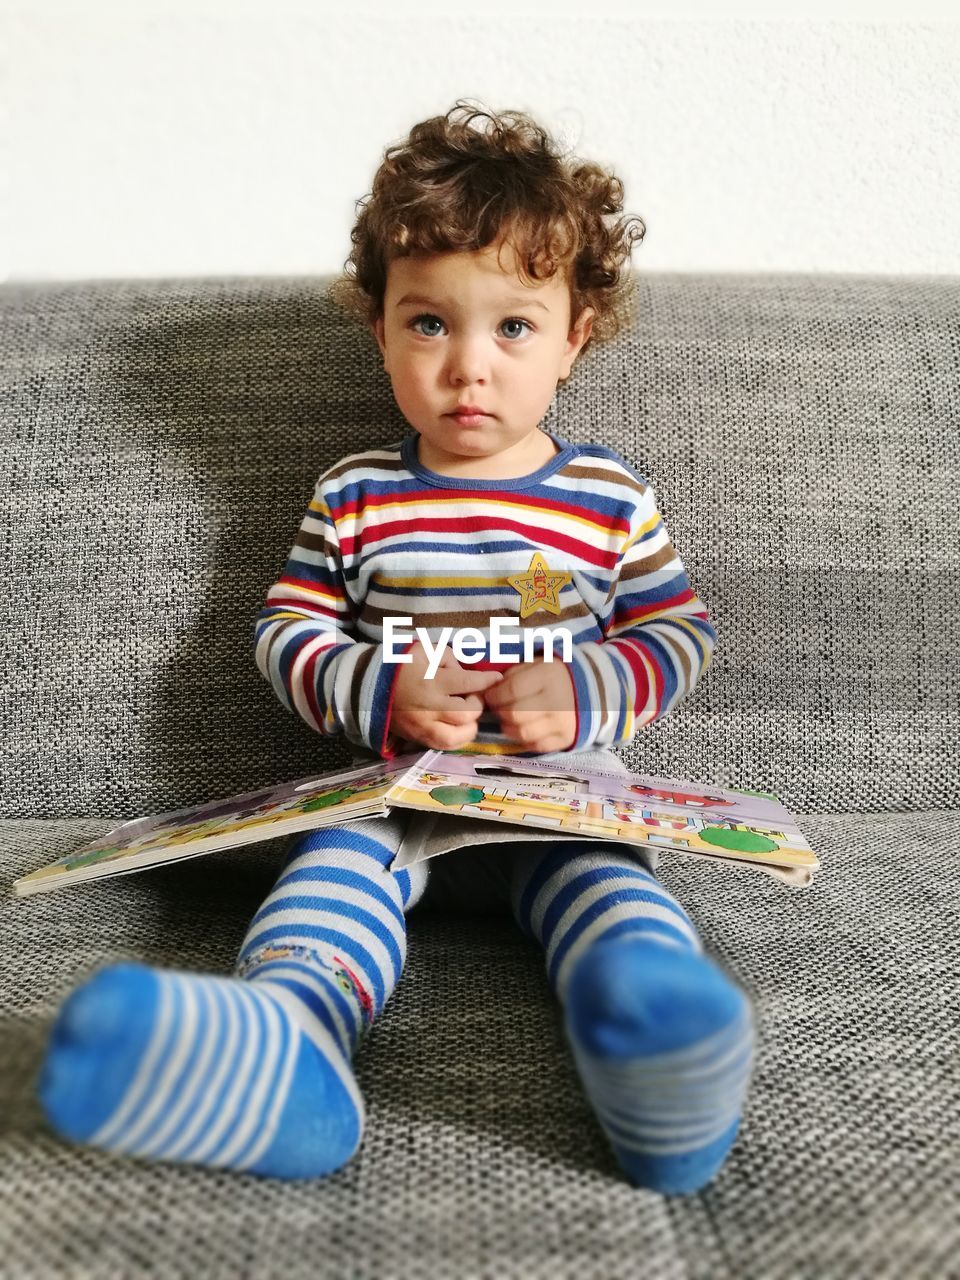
[483,658,577,754]
[389,641,504,751]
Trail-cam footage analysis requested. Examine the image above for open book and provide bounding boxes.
[12,750,819,897]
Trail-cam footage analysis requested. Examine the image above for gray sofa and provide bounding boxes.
[1,271,957,1279]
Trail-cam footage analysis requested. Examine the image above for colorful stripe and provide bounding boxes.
[255,438,716,756]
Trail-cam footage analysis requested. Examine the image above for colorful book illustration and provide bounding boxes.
[12,751,819,897]
[11,756,423,898]
[388,751,818,888]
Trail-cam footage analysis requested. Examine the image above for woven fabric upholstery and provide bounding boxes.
[2,812,958,1278]
[1,275,958,1278]
[1,274,957,819]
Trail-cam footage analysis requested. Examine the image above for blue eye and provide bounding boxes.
[410,314,444,337]
[500,318,532,339]
[408,314,532,340]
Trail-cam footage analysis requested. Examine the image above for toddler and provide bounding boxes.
[38,101,755,1196]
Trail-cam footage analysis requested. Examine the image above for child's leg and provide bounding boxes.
[510,840,755,1195]
[38,815,427,1178]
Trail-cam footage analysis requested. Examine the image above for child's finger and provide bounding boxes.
[443,666,504,697]
[427,718,480,751]
[485,675,538,709]
[437,693,483,726]
[457,693,485,720]
[490,664,548,703]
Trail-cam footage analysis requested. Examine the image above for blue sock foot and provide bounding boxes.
[564,936,755,1195]
[37,962,364,1178]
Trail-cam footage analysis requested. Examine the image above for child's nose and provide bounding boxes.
[448,337,490,384]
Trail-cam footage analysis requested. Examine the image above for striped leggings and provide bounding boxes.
[233,753,703,1059]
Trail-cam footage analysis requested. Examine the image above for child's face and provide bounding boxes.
[372,238,594,471]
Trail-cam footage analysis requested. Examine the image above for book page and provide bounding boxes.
[395,809,813,888]
[386,750,817,885]
[12,753,426,897]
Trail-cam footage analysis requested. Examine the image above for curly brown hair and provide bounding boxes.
[329,100,646,360]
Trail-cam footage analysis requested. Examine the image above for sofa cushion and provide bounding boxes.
[3,809,958,1276]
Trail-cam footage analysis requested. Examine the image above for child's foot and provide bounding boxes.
[37,962,364,1178]
[564,936,755,1195]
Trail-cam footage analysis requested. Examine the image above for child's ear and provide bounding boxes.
[371,316,386,358]
[560,306,596,379]
[573,306,595,348]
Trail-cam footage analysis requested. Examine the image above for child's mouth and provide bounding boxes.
[448,412,490,426]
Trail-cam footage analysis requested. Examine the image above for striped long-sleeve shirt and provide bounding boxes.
[254,431,717,758]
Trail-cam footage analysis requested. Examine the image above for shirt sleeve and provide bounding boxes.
[253,479,405,758]
[566,479,717,751]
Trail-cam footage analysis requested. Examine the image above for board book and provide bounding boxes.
[12,750,819,897]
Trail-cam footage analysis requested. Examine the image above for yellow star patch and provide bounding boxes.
[506,552,572,618]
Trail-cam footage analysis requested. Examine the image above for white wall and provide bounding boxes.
[4,0,959,281]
